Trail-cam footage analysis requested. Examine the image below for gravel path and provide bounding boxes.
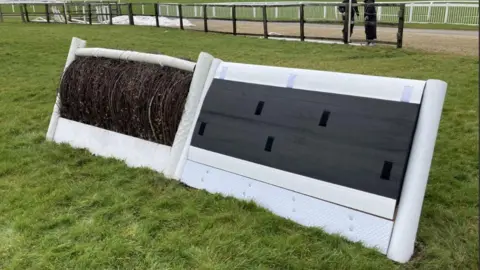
[186,19,478,56]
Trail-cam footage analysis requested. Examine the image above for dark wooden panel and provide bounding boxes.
[191,79,421,200]
[201,79,418,151]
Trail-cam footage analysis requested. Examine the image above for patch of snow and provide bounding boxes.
[259,36,364,46]
[110,16,195,27]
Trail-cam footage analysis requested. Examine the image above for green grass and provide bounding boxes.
[0,21,478,269]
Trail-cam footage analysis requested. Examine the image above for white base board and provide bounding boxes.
[188,147,396,219]
[53,117,172,173]
[180,159,394,254]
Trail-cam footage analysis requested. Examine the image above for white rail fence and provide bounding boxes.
[155,1,478,25]
[159,1,479,25]
[194,1,479,25]
[1,0,478,25]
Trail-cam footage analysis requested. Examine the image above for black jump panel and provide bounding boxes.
[191,79,421,200]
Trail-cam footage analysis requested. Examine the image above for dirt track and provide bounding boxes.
[187,20,478,56]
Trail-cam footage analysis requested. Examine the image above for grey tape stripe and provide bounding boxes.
[219,66,228,79]
[287,74,297,88]
[401,85,413,102]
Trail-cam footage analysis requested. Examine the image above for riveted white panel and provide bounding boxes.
[188,147,396,220]
[181,160,394,253]
[54,117,171,173]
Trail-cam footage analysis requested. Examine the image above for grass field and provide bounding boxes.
[0,21,478,269]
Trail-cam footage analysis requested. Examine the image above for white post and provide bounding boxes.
[176,5,179,16]
[213,6,216,17]
[194,6,197,17]
[253,6,256,18]
[12,4,14,12]
[32,5,35,12]
[46,37,87,141]
[275,6,278,18]
[378,6,382,21]
[168,52,216,179]
[63,3,68,23]
[158,4,162,16]
[323,6,326,18]
[444,3,449,23]
[141,4,144,15]
[347,0,352,42]
[408,4,413,23]
[387,80,447,263]
[105,6,108,22]
[473,6,477,25]
[82,5,86,23]
[427,1,432,20]
[166,5,169,16]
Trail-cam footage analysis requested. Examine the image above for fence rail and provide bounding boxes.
[0,2,407,47]
[0,1,477,24]
[188,1,479,25]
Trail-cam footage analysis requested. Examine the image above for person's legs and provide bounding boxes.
[371,20,377,41]
[365,16,377,45]
[370,19,377,45]
[365,23,370,44]
[342,15,349,43]
[365,21,371,43]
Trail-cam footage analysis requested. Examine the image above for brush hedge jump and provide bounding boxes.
[46,37,447,264]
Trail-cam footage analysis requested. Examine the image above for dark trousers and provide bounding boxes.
[342,15,355,42]
[364,15,377,41]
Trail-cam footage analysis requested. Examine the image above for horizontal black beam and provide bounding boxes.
[206,30,232,35]
[236,32,264,37]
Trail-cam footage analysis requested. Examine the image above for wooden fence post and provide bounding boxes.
[45,4,50,23]
[299,4,305,41]
[20,4,25,23]
[109,3,113,25]
[67,3,72,22]
[262,5,268,39]
[342,3,349,44]
[117,3,121,15]
[203,4,208,32]
[178,4,183,30]
[24,4,30,22]
[62,4,67,24]
[154,3,159,27]
[128,3,133,25]
[397,4,405,48]
[232,5,236,35]
[24,4,31,22]
[88,3,92,24]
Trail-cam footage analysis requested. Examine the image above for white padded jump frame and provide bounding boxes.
[46,37,214,178]
[172,61,447,264]
[46,37,447,264]
[75,48,196,72]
